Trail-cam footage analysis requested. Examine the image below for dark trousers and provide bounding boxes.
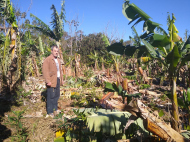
[46,78,60,114]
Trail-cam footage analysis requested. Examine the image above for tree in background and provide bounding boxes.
[78,33,108,66]
[27,0,66,74]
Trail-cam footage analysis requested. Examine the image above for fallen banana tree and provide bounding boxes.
[54,108,149,142]
[100,96,190,142]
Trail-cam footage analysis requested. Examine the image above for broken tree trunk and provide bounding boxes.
[102,97,189,142]
[75,53,81,77]
[138,67,149,84]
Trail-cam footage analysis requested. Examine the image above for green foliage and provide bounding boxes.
[55,108,148,141]
[181,131,190,139]
[28,14,57,40]
[50,3,65,40]
[78,33,108,65]
[66,76,85,88]
[7,110,28,142]
[71,93,88,107]
[178,88,190,111]
[178,88,190,129]
[54,137,65,142]
[104,82,141,104]
[28,0,66,42]
[15,86,32,103]
[139,84,150,89]
[159,94,168,101]
[123,75,136,80]
[0,32,5,44]
[158,110,164,117]
[1,0,17,27]
[83,68,93,79]
[101,34,110,47]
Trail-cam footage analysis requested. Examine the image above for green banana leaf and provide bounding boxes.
[141,39,162,59]
[76,108,148,136]
[122,2,150,23]
[187,88,190,102]
[166,44,181,68]
[107,42,125,56]
[124,45,139,57]
[181,36,190,54]
[122,1,160,34]
[54,137,65,142]
[102,34,110,47]
[151,34,170,53]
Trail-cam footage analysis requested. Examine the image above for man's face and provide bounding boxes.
[51,47,59,58]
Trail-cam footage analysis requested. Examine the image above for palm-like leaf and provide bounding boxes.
[28,2,66,42]
[102,34,110,47]
[0,0,17,27]
[28,14,57,40]
[50,4,64,40]
[0,0,6,15]
[59,0,66,22]
[122,1,160,39]
[79,108,148,136]
[130,27,141,46]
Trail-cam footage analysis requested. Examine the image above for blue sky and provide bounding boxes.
[12,0,190,41]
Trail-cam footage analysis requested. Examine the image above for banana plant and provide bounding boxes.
[54,108,148,141]
[87,51,99,70]
[27,0,66,73]
[105,81,141,104]
[106,0,190,132]
[0,0,21,88]
[121,0,190,132]
[178,88,190,130]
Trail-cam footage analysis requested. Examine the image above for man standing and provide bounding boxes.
[42,45,63,117]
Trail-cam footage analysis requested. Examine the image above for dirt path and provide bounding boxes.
[0,95,74,142]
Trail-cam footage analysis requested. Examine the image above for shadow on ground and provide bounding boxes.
[0,85,21,142]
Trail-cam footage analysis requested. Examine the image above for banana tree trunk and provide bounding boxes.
[105,99,190,142]
[106,68,110,77]
[10,28,17,60]
[75,54,81,77]
[171,77,180,132]
[32,55,39,77]
[56,41,66,75]
[102,62,105,71]
[188,67,190,88]
[10,28,17,87]
[95,60,98,71]
[138,67,148,83]
[115,61,122,86]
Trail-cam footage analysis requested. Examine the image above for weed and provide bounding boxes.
[15,85,32,103]
[159,94,168,101]
[123,75,136,80]
[55,109,89,141]
[84,68,93,79]
[7,110,28,142]
[32,123,37,135]
[139,84,150,89]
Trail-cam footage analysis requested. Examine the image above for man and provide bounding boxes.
[42,45,63,117]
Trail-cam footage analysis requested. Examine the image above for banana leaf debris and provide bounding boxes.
[100,91,190,142]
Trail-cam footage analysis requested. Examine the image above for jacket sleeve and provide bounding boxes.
[42,58,51,84]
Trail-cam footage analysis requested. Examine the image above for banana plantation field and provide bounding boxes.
[1,0,190,142]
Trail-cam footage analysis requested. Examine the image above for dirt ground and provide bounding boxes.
[0,74,188,142]
[0,94,74,142]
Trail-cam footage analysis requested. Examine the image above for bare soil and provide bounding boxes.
[0,94,74,142]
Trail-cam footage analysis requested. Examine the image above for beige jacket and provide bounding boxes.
[42,54,63,88]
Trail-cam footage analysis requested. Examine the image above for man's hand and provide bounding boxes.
[47,82,51,86]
